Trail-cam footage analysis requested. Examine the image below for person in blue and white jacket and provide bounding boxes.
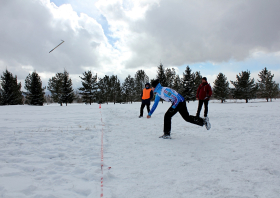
[147,79,211,139]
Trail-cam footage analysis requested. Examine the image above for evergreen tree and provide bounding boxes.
[0,86,3,105]
[113,77,122,104]
[213,73,230,103]
[165,68,176,88]
[97,77,106,104]
[104,75,111,104]
[110,75,121,104]
[0,69,23,105]
[258,67,279,102]
[173,75,182,92]
[230,70,258,103]
[79,71,98,105]
[122,75,135,103]
[181,66,196,102]
[134,70,149,101]
[60,70,74,106]
[48,72,63,106]
[97,75,112,104]
[47,70,74,106]
[24,71,45,105]
[193,71,202,91]
[156,63,168,87]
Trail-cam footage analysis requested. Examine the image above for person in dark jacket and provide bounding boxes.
[196,77,212,118]
[139,83,153,118]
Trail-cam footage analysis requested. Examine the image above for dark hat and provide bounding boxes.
[202,77,207,81]
[145,82,150,88]
[151,79,159,88]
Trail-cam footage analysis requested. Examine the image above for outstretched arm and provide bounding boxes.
[147,94,160,118]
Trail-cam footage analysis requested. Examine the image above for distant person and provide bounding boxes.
[196,77,212,119]
[147,79,211,139]
[139,83,153,118]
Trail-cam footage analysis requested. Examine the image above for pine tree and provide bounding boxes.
[181,66,196,102]
[230,70,258,103]
[60,70,74,106]
[113,77,122,104]
[134,70,149,101]
[24,71,45,106]
[258,67,279,102]
[193,71,202,90]
[165,68,176,88]
[79,71,98,105]
[0,69,23,105]
[156,63,168,87]
[122,75,135,103]
[103,75,111,104]
[48,72,63,106]
[0,86,3,105]
[193,71,202,98]
[173,75,182,92]
[97,77,106,104]
[213,73,230,103]
[110,75,121,104]
[47,70,74,106]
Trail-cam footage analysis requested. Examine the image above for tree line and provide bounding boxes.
[0,64,279,106]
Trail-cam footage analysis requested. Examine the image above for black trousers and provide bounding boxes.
[140,103,150,116]
[164,101,204,135]
[196,100,209,117]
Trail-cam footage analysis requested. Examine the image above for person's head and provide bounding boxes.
[145,83,150,89]
[202,77,207,83]
[151,79,160,91]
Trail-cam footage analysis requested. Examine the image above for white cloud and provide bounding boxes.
[96,0,280,68]
[0,0,121,83]
[1,0,280,89]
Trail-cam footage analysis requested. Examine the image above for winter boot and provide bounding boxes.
[203,117,211,130]
[159,133,171,139]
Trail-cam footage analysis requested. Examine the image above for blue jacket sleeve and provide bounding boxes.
[148,94,160,116]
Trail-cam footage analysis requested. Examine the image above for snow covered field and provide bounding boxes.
[0,99,280,198]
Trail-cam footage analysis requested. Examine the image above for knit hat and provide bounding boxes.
[145,82,150,89]
[151,79,160,88]
[202,77,207,81]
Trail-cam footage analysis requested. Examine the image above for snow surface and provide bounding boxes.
[0,100,280,198]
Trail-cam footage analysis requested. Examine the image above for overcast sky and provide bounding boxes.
[1,0,280,90]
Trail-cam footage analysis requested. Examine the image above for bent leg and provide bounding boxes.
[180,101,204,126]
[164,106,178,135]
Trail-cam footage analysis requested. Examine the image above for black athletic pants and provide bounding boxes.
[164,101,204,135]
[196,100,209,117]
[140,103,150,116]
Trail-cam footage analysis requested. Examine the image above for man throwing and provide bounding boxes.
[147,79,211,139]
